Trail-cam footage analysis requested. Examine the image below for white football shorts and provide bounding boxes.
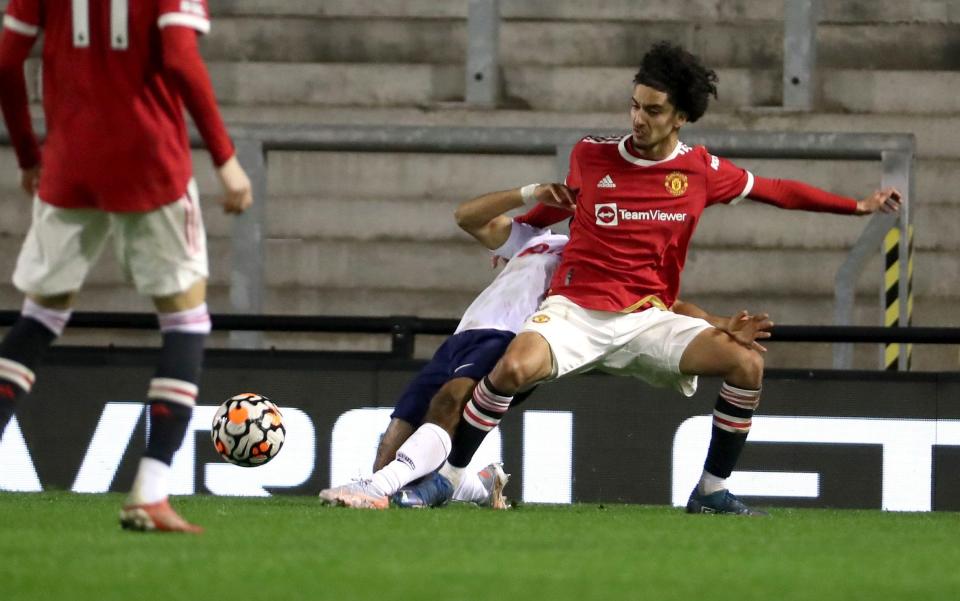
[520,295,712,396]
[13,180,208,298]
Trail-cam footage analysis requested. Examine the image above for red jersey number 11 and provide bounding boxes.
[71,0,129,50]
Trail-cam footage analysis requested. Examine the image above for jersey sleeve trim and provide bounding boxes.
[2,15,39,37]
[729,171,754,206]
[158,13,211,35]
[492,221,543,260]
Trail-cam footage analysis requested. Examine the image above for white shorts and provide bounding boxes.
[13,180,208,298]
[521,295,712,397]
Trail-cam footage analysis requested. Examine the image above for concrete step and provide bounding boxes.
[693,201,960,252]
[259,151,952,206]
[198,192,959,255]
[200,62,960,114]
[6,191,952,261]
[204,16,960,71]
[0,233,948,296]
[262,150,555,199]
[679,247,958,299]
[4,233,952,298]
[208,0,960,24]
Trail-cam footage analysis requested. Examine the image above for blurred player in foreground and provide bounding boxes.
[0,0,252,532]
[320,185,772,510]
[324,41,900,515]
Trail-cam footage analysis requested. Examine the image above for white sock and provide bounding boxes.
[127,457,170,505]
[439,462,465,491]
[452,470,489,504]
[698,469,727,495]
[370,423,451,496]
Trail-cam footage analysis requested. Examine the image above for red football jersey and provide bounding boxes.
[549,135,753,312]
[3,0,213,211]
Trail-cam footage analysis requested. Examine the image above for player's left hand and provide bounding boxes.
[216,155,253,214]
[855,188,901,215]
[724,310,774,353]
[535,183,577,211]
[20,166,40,197]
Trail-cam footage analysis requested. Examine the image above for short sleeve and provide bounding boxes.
[3,0,41,37]
[704,149,754,206]
[492,222,547,260]
[158,0,211,35]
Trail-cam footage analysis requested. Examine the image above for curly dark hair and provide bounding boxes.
[632,42,718,123]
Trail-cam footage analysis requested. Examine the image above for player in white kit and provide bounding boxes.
[363,189,568,509]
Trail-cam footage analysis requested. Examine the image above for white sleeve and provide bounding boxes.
[158,0,211,34]
[491,222,546,260]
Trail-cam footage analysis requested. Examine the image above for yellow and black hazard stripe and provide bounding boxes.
[884,225,914,370]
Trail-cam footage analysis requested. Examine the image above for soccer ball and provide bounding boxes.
[211,393,285,467]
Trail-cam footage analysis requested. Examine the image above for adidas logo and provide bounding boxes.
[597,174,616,188]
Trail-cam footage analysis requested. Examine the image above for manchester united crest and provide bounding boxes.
[664,171,688,196]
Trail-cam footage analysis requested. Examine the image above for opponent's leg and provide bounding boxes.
[440,332,553,489]
[121,281,209,533]
[374,418,415,472]
[321,379,472,509]
[679,328,766,516]
[0,295,73,435]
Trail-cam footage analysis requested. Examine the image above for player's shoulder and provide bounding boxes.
[572,134,625,158]
[676,142,717,170]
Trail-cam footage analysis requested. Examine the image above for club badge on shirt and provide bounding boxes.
[665,172,688,196]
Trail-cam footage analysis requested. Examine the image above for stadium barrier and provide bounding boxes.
[1,311,959,358]
[1,342,958,511]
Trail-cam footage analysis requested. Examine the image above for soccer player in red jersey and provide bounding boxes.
[320,192,773,510]
[0,0,252,532]
[377,42,901,514]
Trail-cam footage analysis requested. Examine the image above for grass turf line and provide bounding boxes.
[0,492,958,601]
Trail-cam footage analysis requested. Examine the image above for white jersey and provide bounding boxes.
[455,222,567,335]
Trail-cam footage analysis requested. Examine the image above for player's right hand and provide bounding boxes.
[535,183,577,211]
[20,166,40,197]
[216,155,253,214]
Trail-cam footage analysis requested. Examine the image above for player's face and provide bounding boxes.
[630,84,687,151]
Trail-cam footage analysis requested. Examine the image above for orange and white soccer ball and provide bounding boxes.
[211,393,285,467]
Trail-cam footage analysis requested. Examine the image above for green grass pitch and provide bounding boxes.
[1,492,958,601]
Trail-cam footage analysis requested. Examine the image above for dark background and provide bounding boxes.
[10,346,960,510]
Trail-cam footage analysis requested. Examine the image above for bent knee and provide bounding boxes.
[493,353,543,393]
[733,349,764,388]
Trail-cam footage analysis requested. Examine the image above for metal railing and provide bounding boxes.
[0,311,956,361]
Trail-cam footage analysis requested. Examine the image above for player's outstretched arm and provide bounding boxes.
[673,300,773,352]
[0,25,41,196]
[160,26,252,214]
[455,183,575,249]
[748,176,900,216]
